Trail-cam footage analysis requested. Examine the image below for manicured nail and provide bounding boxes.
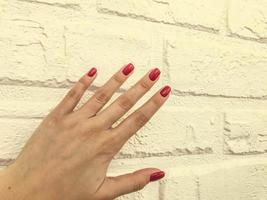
[87,67,97,77]
[122,63,134,76]
[160,85,171,97]
[149,68,161,81]
[150,171,165,182]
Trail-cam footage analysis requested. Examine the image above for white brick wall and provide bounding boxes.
[1,0,267,199]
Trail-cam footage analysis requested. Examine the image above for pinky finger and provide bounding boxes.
[54,68,97,115]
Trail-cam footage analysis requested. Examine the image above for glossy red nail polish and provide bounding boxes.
[122,63,134,76]
[149,68,161,81]
[150,171,165,182]
[160,85,171,97]
[87,67,97,77]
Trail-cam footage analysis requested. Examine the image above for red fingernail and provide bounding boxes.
[87,67,97,77]
[122,63,134,76]
[150,171,165,182]
[149,68,161,81]
[160,85,171,97]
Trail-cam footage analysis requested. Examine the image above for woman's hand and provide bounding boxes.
[0,64,171,200]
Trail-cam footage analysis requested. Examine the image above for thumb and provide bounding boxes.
[102,168,165,199]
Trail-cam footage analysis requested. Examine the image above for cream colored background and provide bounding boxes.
[1,0,267,199]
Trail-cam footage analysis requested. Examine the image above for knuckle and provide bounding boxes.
[97,135,118,159]
[78,77,89,90]
[60,116,78,129]
[105,132,120,148]
[43,114,59,127]
[139,79,151,90]
[60,118,72,129]
[101,131,122,149]
[132,177,145,192]
[151,97,161,107]
[67,86,82,101]
[94,90,109,105]
[134,111,149,127]
[117,95,134,111]
[113,73,125,85]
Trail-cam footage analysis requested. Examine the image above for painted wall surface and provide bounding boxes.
[1,0,267,199]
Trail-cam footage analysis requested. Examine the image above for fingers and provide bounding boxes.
[112,85,171,146]
[97,68,161,128]
[77,63,134,117]
[54,68,97,115]
[100,168,165,199]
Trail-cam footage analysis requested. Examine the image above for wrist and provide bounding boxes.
[0,164,31,200]
[0,167,15,200]
[0,164,51,200]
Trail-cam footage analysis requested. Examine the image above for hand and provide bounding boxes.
[0,64,171,200]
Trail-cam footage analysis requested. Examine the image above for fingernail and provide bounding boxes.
[122,63,134,76]
[150,171,165,182]
[160,85,171,97]
[149,68,161,81]
[87,67,97,77]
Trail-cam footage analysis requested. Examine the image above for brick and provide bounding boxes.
[224,110,267,154]
[19,0,80,9]
[199,159,267,200]
[2,0,83,16]
[116,107,222,158]
[0,19,47,80]
[0,0,88,83]
[0,86,67,118]
[97,0,225,31]
[116,182,159,200]
[64,22,163,88]
[0,119,40,159]
[0,85,97,118]
[167,31,267,97]
[0,18,68,82]
[228,0,267,40]
[161,175,198,200]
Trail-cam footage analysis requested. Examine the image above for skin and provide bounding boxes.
[0,65,171,200]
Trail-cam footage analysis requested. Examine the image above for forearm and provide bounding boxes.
[0,165,58,200]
